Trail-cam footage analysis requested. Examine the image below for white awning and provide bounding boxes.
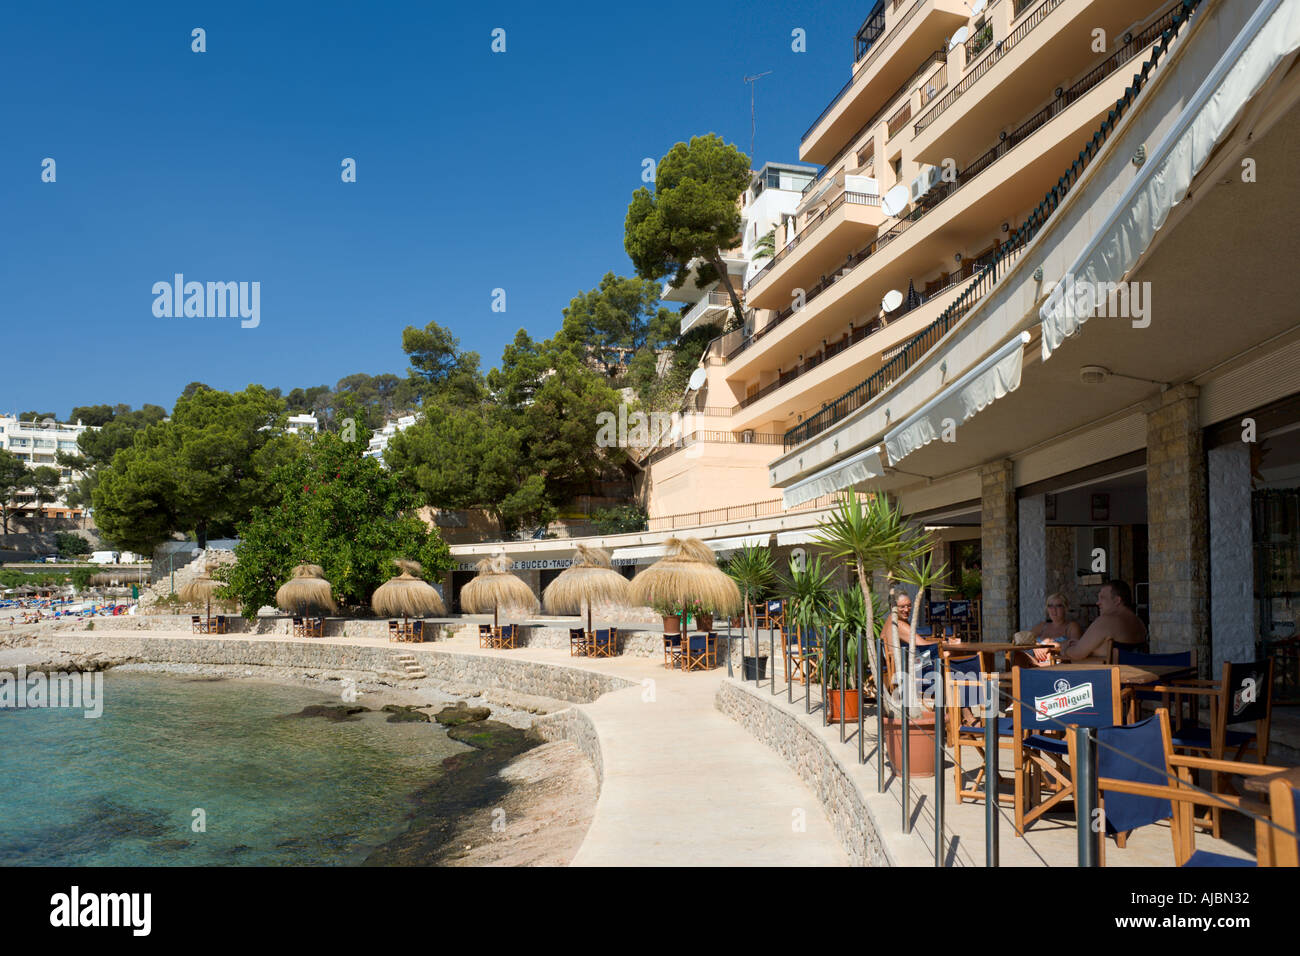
[884,332,1030,466]
[1040,0,1300,360]
[776,530,821,546]
[706,533,772,554]
[781,445,886,509]
[610,544,667,562]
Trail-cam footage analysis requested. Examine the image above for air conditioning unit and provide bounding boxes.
[741,430,755,443]
[910,165,937,204]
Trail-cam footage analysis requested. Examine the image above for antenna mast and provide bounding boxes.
[743,70,773,161]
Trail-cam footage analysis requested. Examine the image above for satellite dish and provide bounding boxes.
[970,0,987,16]
[882,290,904,313]
[881,184,910,217]
[948,26,970,51]
[687,368,708,391]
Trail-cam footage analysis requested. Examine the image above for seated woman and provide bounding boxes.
[1015,592,1082,667]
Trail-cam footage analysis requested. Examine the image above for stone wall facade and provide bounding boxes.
[1145,385,1208,656]
[980,459,1018,641]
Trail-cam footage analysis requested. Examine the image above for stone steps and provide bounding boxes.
[394,653,427,680]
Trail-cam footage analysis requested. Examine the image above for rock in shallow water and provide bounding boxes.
[433,703,491,726]
[381,704,431,723]
[281,704,370,722]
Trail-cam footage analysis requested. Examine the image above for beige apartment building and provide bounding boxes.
[753,0,1300,671]
[453,0,1300,684]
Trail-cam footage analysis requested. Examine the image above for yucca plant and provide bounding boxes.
[780,554,834,640]
[817,586,885,689]
[724,544,776,673]
[893,547,949,716]
[813,492,926,714]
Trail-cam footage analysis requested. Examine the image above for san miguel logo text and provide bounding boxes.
[1034,681,1094,723]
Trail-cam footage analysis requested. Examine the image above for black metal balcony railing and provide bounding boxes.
[887,100,913,139]
[741,0,1186,375]
[782,0,1200,451]
[803,0,929,144]
[964,22,995,63]
[914,0,1065,137]
[746,191,880,292]
[798,48,946,206]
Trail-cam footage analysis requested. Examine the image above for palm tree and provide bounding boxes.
[752,229,776,261]
[813,493,924,714]
[724,544,776,670]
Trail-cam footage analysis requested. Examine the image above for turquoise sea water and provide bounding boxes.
[0,672,469,866]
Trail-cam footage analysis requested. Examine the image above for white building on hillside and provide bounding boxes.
[366,414,418,464]
[0,414,97,517]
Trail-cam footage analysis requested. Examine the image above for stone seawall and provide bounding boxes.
[34,633,637,704]
[534,706,604,785]
[715,678,889,867]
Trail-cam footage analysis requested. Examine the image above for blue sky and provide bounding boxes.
[1,1,864,417]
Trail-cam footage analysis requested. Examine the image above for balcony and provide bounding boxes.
[745,190,884,310]
[728,279,967,432]
[801,0,970,164]
[911,0,1173,164]
[680,290,733,334]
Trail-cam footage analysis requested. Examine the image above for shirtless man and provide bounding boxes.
[1063,580,1146,662]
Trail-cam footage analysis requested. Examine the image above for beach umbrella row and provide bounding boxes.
[219,536,741,630]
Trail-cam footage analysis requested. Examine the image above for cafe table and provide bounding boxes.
[1043,662,1198,721]
[939,640,1060,673]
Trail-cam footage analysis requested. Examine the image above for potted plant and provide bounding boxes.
[655,601,682,634]
[817,587,884,722]
[724,544,776,680]
[781,554,834,685]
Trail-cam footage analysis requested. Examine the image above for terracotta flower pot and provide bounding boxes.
[884,709,937,778]
[662,615,681,634]
[695,613,713,632]
[827,689,861,723]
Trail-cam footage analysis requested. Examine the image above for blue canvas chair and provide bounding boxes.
[569,627,587,657]
[1011,665,1124,835]
[1066,709,1293,866]
[478,623,494,648]
[684,632,717,671]
[663,633,683,670]
[948,600,973,640]
[410,620,424,643]
[1156,659,1274,838]
[1114,648,1195,722]
[783,625,822,686]
[589,627,618,658]
[928,600,948,626]
[495,623,517,649]
[944,652,1015,805]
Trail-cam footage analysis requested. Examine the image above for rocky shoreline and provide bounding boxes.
[0,629,598,867]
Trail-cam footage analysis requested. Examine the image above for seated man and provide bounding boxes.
[1063,580,1146,662]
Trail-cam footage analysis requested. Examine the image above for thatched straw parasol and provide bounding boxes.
[542,544,630,634]
[629,536,742,626]
[371,560,446,624]
[460,551,539,628]
[177,566,233,621]
[276,564,338,617]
